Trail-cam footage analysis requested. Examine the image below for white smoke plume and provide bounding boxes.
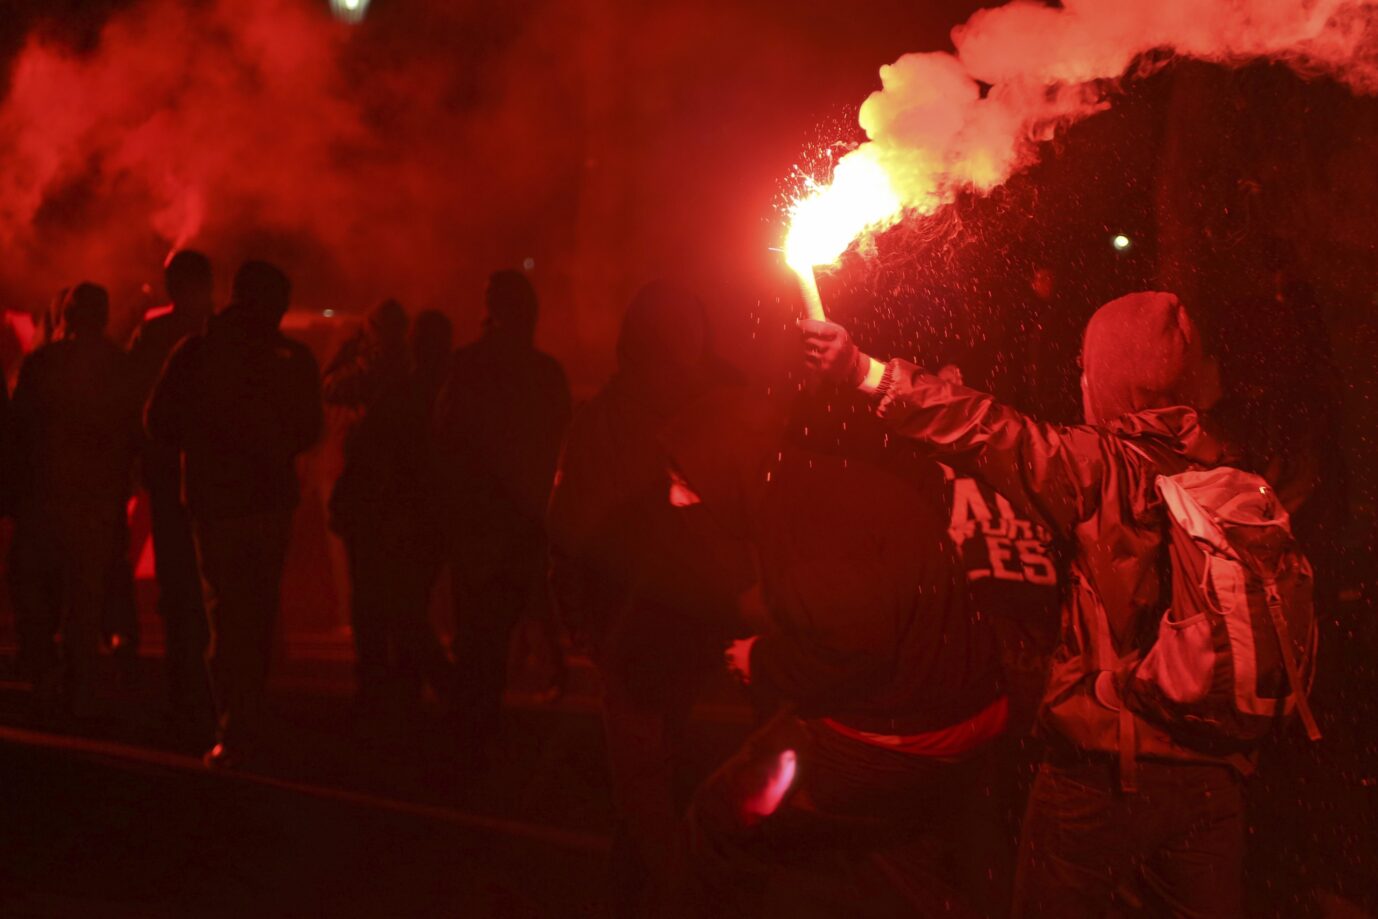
[796,0,1378,261]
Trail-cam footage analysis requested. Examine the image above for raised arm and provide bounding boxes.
[801,320,1107,537]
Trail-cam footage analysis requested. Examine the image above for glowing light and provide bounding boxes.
[322,309,335,317]
[522,256,535,271]
[1112,233,1131,251]
[783,150,903,321]
[742,749,798,819]
[784,150,902,277]
[329,0,369,23]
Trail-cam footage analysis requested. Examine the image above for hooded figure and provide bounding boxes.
[547,281,747,916]
[8,282,138,719]
[549,281,742,647]
[802,291,1249,919]
[432,269,571,753]
[329,304,458,715]
[147,260,323,767]
[129,249,217,736]
[667,387,1004,917]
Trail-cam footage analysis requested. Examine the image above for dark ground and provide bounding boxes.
[0,639,752,918]
[0,634,1373,917]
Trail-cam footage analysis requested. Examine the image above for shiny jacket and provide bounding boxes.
[876,361,1234,765]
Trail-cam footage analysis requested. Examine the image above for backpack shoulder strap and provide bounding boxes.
[1262,577,1323,742]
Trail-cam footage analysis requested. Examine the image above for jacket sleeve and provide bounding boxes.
[144,337,199,447]
[876,359,1108,538]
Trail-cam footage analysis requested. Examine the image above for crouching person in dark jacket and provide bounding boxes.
[146,261,323,768]
[665,391,1006,918]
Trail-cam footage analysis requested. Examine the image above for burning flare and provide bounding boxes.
[783,149,902,276]
[783,149,902,320]
[779,0,1378,319]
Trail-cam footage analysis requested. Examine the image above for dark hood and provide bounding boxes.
[659,387,786,537]
[612,280,738,416]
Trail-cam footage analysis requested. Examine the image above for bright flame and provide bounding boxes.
[783,149,903,275]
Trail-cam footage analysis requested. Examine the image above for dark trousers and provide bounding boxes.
[102,508,140,653]
[684,713,988,919]
[602,666,702,918]
[1013,755,1245,919]
[345,515,450,706]
[194,511,293,747]
[149,481,211,722]
[9,504,120,715]
[450,539,544,744]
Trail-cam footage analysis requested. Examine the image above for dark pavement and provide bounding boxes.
[0,640,753,917]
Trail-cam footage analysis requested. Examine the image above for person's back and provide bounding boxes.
[326,299,414,533]
[436,328,570,547]
[433,269,570,751]
[666,392,1004,916]
[547,282,746,916]
[755,447,1001,729]
[146,260,322,767]
[149,296,322,521]
[130,310,206,397]
[12,334,136,513]
[332,307,456,713]
[549,281,736,657]
[129,250,217,739]
[8,283,136,718]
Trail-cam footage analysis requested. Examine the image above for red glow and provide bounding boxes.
[142,303,175,322]
[742,749,797,820]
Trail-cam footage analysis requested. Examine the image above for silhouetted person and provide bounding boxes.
[548,281,743,915]
[146,260,323,768]
[433,270,570,758]
[327,302,456,716]
[8,283,138,720]
[129,250,216,737]
[668,391,1005,917]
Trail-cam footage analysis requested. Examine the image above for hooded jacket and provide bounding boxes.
[145,306,323,520]
[547,283,747,689]
[433,328,570,580]
[662,393,1002,733]
[873,365,1236,766]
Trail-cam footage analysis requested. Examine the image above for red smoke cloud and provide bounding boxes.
[0,0,583,332]
[0,0,994,384]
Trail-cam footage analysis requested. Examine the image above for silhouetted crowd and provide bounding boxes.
[0,250,1365,918]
